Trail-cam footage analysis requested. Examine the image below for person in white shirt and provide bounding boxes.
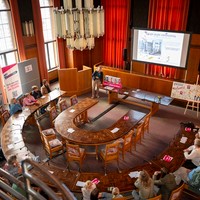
[81,180,96,200]
[183,138,200,169]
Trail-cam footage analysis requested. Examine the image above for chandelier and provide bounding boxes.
[53,0,104,51]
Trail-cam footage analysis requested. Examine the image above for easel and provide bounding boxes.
[184,75,200,117]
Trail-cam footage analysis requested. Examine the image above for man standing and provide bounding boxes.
[92,66,103,98]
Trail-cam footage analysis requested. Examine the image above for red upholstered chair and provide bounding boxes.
[1,110,10,126]
[118,130,133,160]
[58,99,68,112]
[49,106,58,127]
[99,142,120,175]
[41,132,63,159]
[66,143,86,171]
[70,95,78,106]
[133,122,144,150]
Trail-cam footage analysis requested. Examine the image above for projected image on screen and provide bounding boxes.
[132,29,191,69]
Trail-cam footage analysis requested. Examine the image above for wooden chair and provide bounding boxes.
[66,143,86,171]
[58,99,68,112]
[36,120,56,143]
[49,106,58,127]
[143,112,151,136]
[118,130,133,160]
[148,194,162,200]
[132,122,144,150]
[41,132,63,159]
[70,95,78,106]
[169,183,185,200]
[99,142,120,175]
[1,110,10,126]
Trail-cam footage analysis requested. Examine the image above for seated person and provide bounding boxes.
[99,187,123,199]
[173,165,200,194]
[132,170,155,200]
[31,85,46,114]
[90,188,100,200]
[183,138,200,169]
[41,79,51,95]
[81,180,96,200]
[23,93,39,107]
[3,154,22,178]
[9,98,22,115]
[153,167,178,200]
[31,85,42,99]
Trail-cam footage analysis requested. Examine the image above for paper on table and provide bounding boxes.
[8,144,14,149]
[48,170,54,174]
[69,109,75,113]
[124,91,129,95]
[76,181,85,187]
[129,171,140,178]
[180,137,187,144]
[67,128,75,133]
[111,128,119,133]
[41,96,46,99]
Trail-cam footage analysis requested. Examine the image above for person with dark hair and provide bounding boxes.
[153,167,178,200]
[31,85,46,114]
[9,98,22,115]
[31,85,42,99]
[41,79,51,95]
[3,155,22,178]
[91,66,103,98]
[132,170,155,200]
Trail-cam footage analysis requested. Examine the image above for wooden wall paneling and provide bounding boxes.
[73,50,83,71]
[25,47,38,60]
[65,48,74,68]
[185,34,200,83]
[77,66,92,95]
[58,68,77,93]
[91,38,104,67]
[49,69,58,82]
[186,48,200,83]
[131,61,146,74]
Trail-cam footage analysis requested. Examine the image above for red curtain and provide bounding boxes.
[101,0,130,69]
[146,0,190,79]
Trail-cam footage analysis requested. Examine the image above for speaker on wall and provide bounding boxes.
[123,48,127,61]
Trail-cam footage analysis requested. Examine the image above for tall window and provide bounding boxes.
[39,0,58,70]
[0,0,19,67]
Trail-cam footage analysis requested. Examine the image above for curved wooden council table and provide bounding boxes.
[54,98,147,158]
[1,90,66,161]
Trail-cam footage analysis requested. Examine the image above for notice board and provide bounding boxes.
[171,81,200,101]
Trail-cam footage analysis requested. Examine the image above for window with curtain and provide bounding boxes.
[0,0,19,67]
[39,0,58,71]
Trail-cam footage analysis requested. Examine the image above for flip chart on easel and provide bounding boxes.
[171,81,200,101]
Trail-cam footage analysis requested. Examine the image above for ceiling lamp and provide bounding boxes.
[53,0,104,51]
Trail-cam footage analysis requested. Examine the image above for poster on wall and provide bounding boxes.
[2,63,23,102]
[171,81,200,101]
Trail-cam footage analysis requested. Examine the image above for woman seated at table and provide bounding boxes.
[132,170,155,200]
[183,138,200,169]
[81,180,96,200]
[9,98,22,115]
[23,93,39,107]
